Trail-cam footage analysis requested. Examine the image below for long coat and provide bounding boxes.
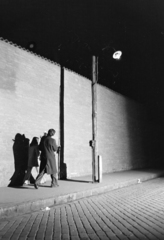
[28,145,39,167]
[39,136,58,174]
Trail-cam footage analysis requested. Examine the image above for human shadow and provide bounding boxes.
[8,133,34,187]
[34,184,51,188]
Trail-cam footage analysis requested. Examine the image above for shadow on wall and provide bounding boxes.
[8,65,68,186]
[8,133,35,187]
[124,101,164,169]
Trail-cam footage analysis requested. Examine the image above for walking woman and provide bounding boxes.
[23,137,40,185]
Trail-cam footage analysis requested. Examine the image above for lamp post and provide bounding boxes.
[91,50,122,183]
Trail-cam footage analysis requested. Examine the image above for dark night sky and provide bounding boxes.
[0,0,164,106]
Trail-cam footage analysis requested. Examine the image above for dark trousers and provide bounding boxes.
[23,167,32,181]
[35,169,57,186]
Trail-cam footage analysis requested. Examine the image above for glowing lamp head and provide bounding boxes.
[113,51,122,60]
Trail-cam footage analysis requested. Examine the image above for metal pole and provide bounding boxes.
[98,155,102,183]
[92,55,98,182]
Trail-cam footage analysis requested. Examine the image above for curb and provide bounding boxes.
[0,172,163,218]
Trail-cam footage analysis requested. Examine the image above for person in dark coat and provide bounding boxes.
[38,131,48,184]
[22,134,30,172]
[38,131,47,173]
[39,131,47,153]
[34,129,59,189]
[23,137,40,185]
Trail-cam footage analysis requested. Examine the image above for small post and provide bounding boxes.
[98,155,102,183]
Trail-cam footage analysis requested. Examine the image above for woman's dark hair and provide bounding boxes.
[30,137,39,146]
[48,129,56,137]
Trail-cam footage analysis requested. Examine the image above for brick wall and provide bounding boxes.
[0,39,163,186]
[64,75,163,179]
[97,86,149,173]
[0,40,60,186]
[64,70,92,177]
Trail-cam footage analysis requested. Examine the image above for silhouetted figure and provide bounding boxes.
[34,129,59,189]
[8,133,30,187]
[39,131,47,165]
[38,131,48,184]
[23,137,40,186]
[22,134,30,172]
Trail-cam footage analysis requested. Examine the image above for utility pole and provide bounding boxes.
[58,48,66,180]
[90,50,122,183]
[91,55,98,182]
[58,65,65,179]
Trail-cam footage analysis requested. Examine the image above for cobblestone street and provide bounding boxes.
[1,177,164,240]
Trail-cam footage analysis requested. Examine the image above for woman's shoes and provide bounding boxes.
[51,184,59,188]
[22,180,30,187]
[24,180,30,185]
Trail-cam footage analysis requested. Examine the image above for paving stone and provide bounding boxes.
[87,233,99,240]
[78,232,90,239]
[53,232,61,240]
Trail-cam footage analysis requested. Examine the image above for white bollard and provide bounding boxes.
[98,155,102,183]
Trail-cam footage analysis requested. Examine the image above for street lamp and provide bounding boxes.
[113,50,122,60]
[91,50,122,183]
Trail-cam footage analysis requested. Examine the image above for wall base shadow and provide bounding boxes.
[60,179,92,183]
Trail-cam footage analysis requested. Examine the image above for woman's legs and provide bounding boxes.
[23,167,32,184]
[51,173,59,187]
[34,169,45,189]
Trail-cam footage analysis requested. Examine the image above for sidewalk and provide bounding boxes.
[0,168,164,218]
